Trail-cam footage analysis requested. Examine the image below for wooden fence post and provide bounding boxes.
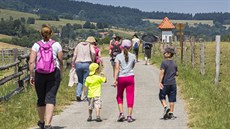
[23,48,29,75]
[214,35,221,85]
[13,49,19,74]
[1,49,5,66]
[152,43,155,55]
[200,42,205,75]
[190,37,195,68]
[183,36,188,65]
[174,36,178,63]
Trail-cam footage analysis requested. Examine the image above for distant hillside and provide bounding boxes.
[0,0,229,29]
[0,42,22,49]
[144,19,214,27]
[0,34,12,39]
[0,8,86,30]
[0,0,229,42]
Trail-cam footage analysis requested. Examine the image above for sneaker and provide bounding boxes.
[117,113,125,122]
[168,113,176,120]
[163,107,170,119]
[83,96,88,102]
[95,116,102,122]
[147,59,150,65]
[44,125,53,129]
[127,116,135,123]
[37,121,45,129]
[87,116,92,122]
[76,96,82,102]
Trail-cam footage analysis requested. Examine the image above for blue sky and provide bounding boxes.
[75,0,230,14]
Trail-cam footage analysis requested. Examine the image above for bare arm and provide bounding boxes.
[72,47,77,67]
[57,51,63,75]
[90,44,95,54]
[132,60,136,68]
[113,61,120,87]
[29,50,36,86]
[176,71,179,76]
[98,50,102,58]
[159,69,164,89]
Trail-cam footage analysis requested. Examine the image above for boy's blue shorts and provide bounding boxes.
[159,84,177,102]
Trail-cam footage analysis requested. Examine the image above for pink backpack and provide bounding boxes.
[94,46,101,64]
[36,40,55,74]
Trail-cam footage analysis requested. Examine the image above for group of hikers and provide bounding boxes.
[29,25,178,129]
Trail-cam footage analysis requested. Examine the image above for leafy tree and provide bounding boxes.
[73,23,82,30]
[96,22,104,29]
[27,17,35,24]
[83,21,91,29]
[90,23,96,29]
[20,17,26,23]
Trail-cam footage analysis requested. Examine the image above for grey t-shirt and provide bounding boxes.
[115,52,136,77]
[160,59,178,85]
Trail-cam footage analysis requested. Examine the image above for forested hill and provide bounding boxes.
[0,0,230,27]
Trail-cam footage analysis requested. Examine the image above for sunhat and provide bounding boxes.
[164,47,176,54]
[89,63,99,75]
[121,39,132,48]
[86,36,96,43]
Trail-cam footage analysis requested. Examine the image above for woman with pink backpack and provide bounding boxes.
[29,24,63,129]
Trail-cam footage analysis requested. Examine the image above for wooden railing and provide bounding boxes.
[0,46,74,102]
[0,54,29,101]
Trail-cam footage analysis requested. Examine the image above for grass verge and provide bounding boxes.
[0,70,76,129]
[148,42,230,129]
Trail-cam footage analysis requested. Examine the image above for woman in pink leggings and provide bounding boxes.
[113,39,136,122]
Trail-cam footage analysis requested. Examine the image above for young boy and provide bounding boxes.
[159,47,178,120]
[85,63,106,122]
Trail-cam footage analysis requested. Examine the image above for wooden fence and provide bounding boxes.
[0,46,74,102]
[151,35,222,85]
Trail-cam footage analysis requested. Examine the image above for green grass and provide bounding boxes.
[0,70,76,129]
[0,9,85,30]
[31,19,85,30]
[1,41,229,129]
[1,7,230,129]
[149,42,230,129]
[0,9,39,20]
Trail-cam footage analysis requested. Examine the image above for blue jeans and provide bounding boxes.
[75,62,90,97]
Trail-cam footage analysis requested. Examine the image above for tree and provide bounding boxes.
[20,17,26,23]
[90,23,96,29]
[83,21,91,29]
[73,23,82,30]
[96,22,104,29]
[27,17,35,24]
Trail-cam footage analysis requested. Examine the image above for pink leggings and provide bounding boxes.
[116,76,135,108]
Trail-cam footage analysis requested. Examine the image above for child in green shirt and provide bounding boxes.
[85,63,106,122]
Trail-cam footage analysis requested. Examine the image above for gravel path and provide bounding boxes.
[31,57,188,129]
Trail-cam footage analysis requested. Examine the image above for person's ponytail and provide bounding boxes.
[124,48,129,63]
[41,24,53,39]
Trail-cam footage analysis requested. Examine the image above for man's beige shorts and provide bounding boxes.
[88,97,102,110]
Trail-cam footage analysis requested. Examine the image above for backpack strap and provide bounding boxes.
[36,40,55,46]
[36,40,44,47]
[47,40,55,46]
